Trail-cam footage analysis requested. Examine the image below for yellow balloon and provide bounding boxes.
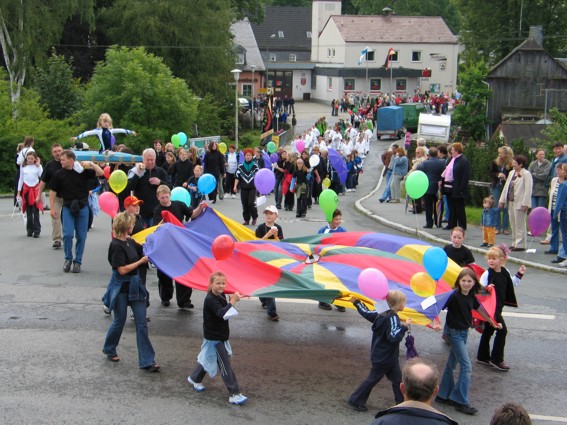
[322,177,331,188]
[218,142,227,154]
[109,170,128,194]
[410,272,436,298]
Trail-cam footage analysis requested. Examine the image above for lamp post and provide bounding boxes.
[266,34,275,89]
[250,64,256,129]
[231,69,241,149]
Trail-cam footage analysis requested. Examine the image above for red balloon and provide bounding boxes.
[212,235,235,260]
[99,191,119,218]
[103,165,111,179]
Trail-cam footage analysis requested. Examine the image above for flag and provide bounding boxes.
[384,48,396,70]
[358,47,369,65]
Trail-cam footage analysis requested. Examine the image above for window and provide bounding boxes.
[370,79,381,91]
[391,51,399,62]
[327,48,335,58]
[306,31,312,39]
[278,31,284,38]
[366,51,375,62]
[395,79,406,91]
[289,54,297,62]
[269,53,277,62]
[344,78,355,91]
[242,84,252,97]
[412,51,421,62]
[430,83,441,93]
[236,53,245,65]
[327,77,333,90]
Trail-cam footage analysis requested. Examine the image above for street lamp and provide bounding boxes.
[250,64,256,129]
[231,68,241,149]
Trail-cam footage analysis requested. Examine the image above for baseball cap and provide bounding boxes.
[124,195,144,208]
[263,205,278,215]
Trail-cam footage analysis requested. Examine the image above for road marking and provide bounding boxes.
[530,414,567,422]
[503,312,555,320]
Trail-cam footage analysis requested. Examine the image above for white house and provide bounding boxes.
[310,0,459,102]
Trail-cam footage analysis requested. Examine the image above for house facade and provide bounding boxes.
[231,19,266,98]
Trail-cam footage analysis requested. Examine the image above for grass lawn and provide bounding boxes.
[466,206,482,227]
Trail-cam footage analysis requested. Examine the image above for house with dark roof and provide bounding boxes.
[231,19,266,99]
[486,26,567,135]
[310,0,458,102]
[250,5,315,100]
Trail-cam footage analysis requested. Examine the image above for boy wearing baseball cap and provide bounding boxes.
[255,205,283,321]
[124,195,146,234]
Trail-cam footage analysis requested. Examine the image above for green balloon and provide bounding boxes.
[267,141,277,153]
[405,170,429,200]
[171,134,181,148]
[319,189,339,223]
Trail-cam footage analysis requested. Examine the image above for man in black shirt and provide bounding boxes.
[49,150,103,273]
[36,144,64,248]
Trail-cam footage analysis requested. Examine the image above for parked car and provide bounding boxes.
[238,97,251,112]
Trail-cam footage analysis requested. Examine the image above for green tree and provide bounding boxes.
[541,108,567,150]
[98,0,236,98]
[0,0,94,109]
[32,52,83,120]
[78,46,198,151]
[457,0,567,65]
[350,0,461,34]
[452,60,491,141]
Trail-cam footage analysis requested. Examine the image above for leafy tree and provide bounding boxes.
[541,108,567,151]
[78,46,198,152]
[457,0,567,65]
[32,52,83,120]
[350,0,461,34]
[98,0,236,98]
[0,0,94,110]
[452,60,491,141]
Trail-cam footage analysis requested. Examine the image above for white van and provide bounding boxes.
[416,113,451,143]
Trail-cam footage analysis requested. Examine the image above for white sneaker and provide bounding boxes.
[558,260,567,267]
[103,305,110,315]
[187,376,205,392]
[231,194,236,199]
[229,393,248,405]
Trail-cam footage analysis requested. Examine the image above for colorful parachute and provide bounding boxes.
[142,209,476,325]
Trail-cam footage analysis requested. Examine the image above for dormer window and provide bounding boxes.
[278,31,284,38]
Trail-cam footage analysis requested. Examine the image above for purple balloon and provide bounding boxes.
[528,207,551,237]
[270,153,279,163]
[254,168,276,195]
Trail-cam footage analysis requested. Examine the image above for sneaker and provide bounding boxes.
[72,262,81,273]
[52,241,61,249]
[103,305,111,315]
[229,393,248,405]
[347,401,368,412]
[63,259,72,273]
[335,306,346,312]
[268,314,280,321]
[242,221,249,225]
[161,300,170,307]
[551,257,566,264]
[187,376,205,392]
[231,194,236,199]
[476,358,491,366]
[251,219,257,225]
[455,403,478,415]
[480,242,489,247]
[318,302,332,311]
[179,302,194,310]
[490,361,510,371]
[33,233,40,238]
[434,396,456,405]
[558,260,567,267]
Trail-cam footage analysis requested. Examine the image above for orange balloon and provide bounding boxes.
[410,272,436,298]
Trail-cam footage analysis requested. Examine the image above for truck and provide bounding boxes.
[416,113,451,143]
[376,106,404,140]
[400,102,426,132]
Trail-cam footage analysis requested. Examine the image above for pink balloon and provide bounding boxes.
[99,191,119,218]
[358,268,389,300]
[296,140,305,153]
[528,206,551,237]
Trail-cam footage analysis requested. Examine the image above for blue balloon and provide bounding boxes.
[422,247,448,281]
[198,173,217,195]
[178,132,188,146]
[171,187,191,207]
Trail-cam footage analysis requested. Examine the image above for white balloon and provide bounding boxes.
[309,154,320,167]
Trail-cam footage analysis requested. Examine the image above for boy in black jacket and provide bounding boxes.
[348,290,411,412]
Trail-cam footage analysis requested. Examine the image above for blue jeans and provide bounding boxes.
[142,216,154,228]
[380,169,393,201]
[103,292,156,368]
[560,215,567,258]
[531,196,547,209]
[438,327,472,406]
[259,297,277,316]
[62,205,89,264]
[550,210,560,252]
[491,186,509,231]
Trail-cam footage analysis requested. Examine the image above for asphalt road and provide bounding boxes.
[1,102,566,425]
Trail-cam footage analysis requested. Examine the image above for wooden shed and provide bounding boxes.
[486,26,567,134]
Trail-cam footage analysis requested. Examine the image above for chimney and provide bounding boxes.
[528,25,543,46]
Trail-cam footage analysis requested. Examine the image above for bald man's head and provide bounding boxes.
[402,359,439,403]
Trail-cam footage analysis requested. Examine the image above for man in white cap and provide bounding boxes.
[255,205,283,321]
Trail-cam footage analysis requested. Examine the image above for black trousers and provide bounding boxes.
[349,362,403,407]
[447,194,467,230]
[190,341,240,395]
[240,187,258,222]
[26,205,41,236]
[157,269,192,307]
[477,309,507,363]
[423,193,437,227]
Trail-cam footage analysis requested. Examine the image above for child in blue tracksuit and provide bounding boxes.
[481,196,497,247]
[348,290,410,412]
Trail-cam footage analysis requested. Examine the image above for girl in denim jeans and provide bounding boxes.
[436,268,501,416]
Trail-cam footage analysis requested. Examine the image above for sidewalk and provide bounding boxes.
[356,160,567,274]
